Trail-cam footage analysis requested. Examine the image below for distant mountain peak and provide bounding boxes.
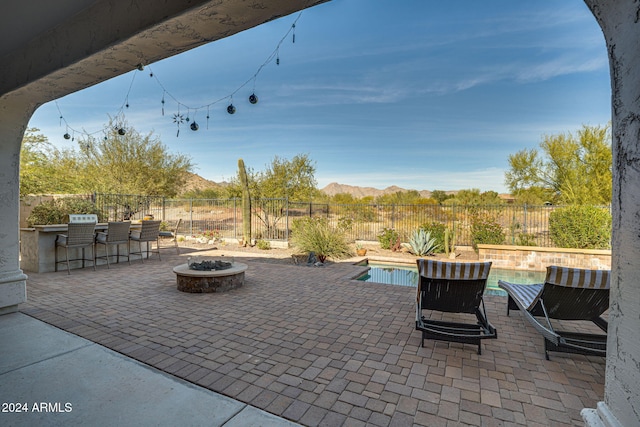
[321,182,433,198]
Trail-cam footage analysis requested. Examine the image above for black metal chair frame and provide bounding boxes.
[499,266,609,360]
[415,260,497,355]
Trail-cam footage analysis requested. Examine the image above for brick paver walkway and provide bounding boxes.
[21,248,606,426]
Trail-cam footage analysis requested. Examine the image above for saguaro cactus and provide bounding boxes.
[444,227,457,259]
[238,158,252,246]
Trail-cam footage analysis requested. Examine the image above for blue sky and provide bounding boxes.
[28,0,611,194]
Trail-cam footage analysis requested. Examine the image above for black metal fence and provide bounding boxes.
[93,193,609,247]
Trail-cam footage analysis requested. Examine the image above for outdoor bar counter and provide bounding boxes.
[20,223,142,273]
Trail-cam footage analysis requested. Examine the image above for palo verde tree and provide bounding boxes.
[20,122,193,198]
[20,128,85,196]
[504,124,612,205]
[20,128,58,196]
[77,119,193,197]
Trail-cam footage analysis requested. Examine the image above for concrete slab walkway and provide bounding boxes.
[0,312,300,427]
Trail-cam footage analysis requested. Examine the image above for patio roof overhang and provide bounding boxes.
[0,0,328,115]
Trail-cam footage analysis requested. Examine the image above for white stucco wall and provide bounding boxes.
[0,97,31,314]
[583,1,640,426]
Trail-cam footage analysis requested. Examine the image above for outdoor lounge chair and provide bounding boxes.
[498,266,610,360]
[95,221,131,267]
[55,218,97,274]
[415,259,497,355]
[158,218,181,254]
[129,220,161,262]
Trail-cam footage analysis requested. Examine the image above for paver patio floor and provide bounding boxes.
[21,248,606,426]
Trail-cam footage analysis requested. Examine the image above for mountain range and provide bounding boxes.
[182,173,456,198]
[320,182,438,199]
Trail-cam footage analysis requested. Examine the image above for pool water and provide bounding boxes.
[356,262,545,296]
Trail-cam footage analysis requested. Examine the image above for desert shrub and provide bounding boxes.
[470,215,505,249]
[256,239,271,250]
[26,197,103,226]
[377,228,399,249]
[549,205,611,249]
[291,217,352,262]
[337,216,354,233]
[515,233,538,246]
[202,229,221,242]
[419,221,446,253]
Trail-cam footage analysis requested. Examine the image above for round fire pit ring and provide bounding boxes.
[173,262,248,293]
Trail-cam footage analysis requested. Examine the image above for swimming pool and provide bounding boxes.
[356,262,546,295]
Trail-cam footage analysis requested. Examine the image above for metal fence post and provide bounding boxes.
[286,198,290,241]
[452,204,456,237]
[391,204,396,229]
[189,198,193,236]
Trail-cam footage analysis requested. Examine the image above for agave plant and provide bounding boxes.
[402,229,440,256]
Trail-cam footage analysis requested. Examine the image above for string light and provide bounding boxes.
[55,11,303,140]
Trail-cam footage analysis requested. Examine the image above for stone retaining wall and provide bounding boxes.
[477,244,611,272]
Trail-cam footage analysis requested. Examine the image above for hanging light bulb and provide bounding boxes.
[190,122,199,131]
[118,128,126,135]
[249,93,258,104]
[63,133,71,140]
[227,104,236,114]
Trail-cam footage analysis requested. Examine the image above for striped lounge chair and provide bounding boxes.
[498,266,610,360]
[416,259,497,355]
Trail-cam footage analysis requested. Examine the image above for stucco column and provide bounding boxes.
[582,1,640,426]
[0,95,31,314]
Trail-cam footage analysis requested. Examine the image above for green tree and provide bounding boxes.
[505,124,612,205]
[511,186,553,205]
[77,119,193,196]
[228,154,319,201]
[444,189,503,205]
[20,128,85,195]
[20,128,56,196]
[330,193,358,204]
[375,190,432,205]
[179,187,224,199]
[431,190,453,205]
[20,122,193,197]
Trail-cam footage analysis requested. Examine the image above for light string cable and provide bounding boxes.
[55,10,303,140]
[148,10,302,135]
[55,69,138,139]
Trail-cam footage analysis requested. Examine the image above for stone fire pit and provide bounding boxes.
[173,259,248,293]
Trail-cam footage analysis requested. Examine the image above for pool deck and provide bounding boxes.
[10,247,606,426]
